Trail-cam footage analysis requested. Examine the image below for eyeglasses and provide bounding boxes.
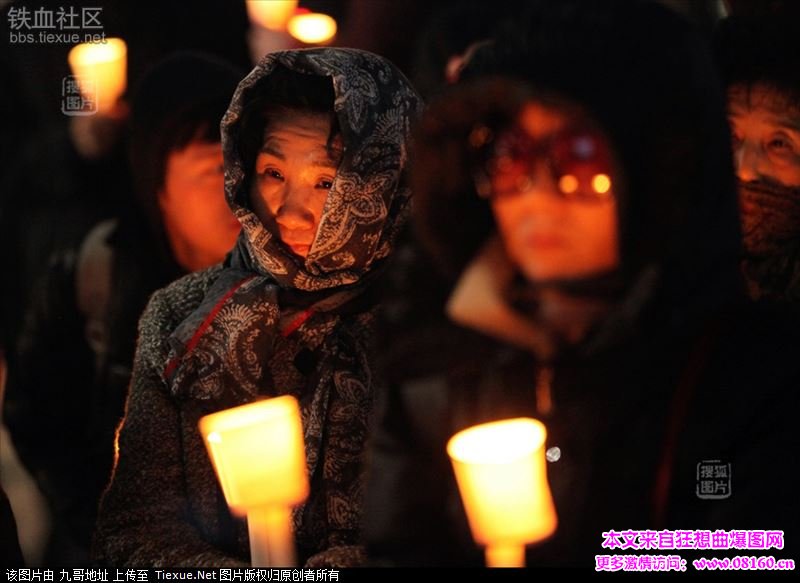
[470,123,616,202]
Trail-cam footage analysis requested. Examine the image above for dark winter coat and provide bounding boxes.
[364,0,800,567]
[94,48,422,567]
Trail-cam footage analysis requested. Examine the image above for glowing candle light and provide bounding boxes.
[67,38,127,114]
[447,418,557,568]
[287,12,337,45]
[199,395,308,566]
[246,0,299,31]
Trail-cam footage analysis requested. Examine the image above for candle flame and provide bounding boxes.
[288,13,337,44]
[447,417,557,565]
[246,0,298,31]
[67,38,127,113]
[199,395,309,515]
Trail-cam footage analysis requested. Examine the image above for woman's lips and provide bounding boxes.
[286,242,311,256]
[283,237,313,247]
[280,228,314,255]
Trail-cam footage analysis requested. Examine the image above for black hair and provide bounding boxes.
[238,66,340,193]
[129,51,244,243]
[714,2,800,112]
[412,77,530,278]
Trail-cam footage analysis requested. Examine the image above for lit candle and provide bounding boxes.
[67,38,127,114]
[447,418,557,567]
[246,0,299,31]
[199,395,309,567]
[287,12,337,45]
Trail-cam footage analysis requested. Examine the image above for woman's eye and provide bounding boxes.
[316,179,334,190]
[261,168,284,181]
[767,136,795,154]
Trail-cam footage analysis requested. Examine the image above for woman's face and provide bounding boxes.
[250,110,342,258]
[159,139,241,271]
[487,101,620,282]
[728,84,800,189]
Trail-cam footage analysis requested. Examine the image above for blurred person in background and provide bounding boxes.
[3,52,243,565]
[0,0,252,352]
[365,0,799,567]
[715,1,800,304]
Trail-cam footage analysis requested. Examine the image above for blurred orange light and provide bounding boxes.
[198,395,308,566]
[558,174,579,194]
[592,173,612,194]
[199,395,308,515]
[287,12,337,44]
[447,418,557,567]
[67,38,127,114]
[246,0,298,31]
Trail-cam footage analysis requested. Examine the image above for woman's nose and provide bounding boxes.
[517,163,562,206]
[276,184,315,230]
[734,140,769,183]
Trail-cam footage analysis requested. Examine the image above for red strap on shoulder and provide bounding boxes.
[163,276,255,379]
[281,308,316,338]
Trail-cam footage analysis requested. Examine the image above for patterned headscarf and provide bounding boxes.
[163,48,422,556]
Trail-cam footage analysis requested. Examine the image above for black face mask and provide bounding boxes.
[738,179,800,302]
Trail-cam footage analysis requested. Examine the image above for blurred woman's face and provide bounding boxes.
[250,110,342,258]
[159,139,241,271]
[485,101,620,282]
[728,84,800,189]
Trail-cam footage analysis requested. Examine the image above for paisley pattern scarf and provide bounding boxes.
[163,48,422,552]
